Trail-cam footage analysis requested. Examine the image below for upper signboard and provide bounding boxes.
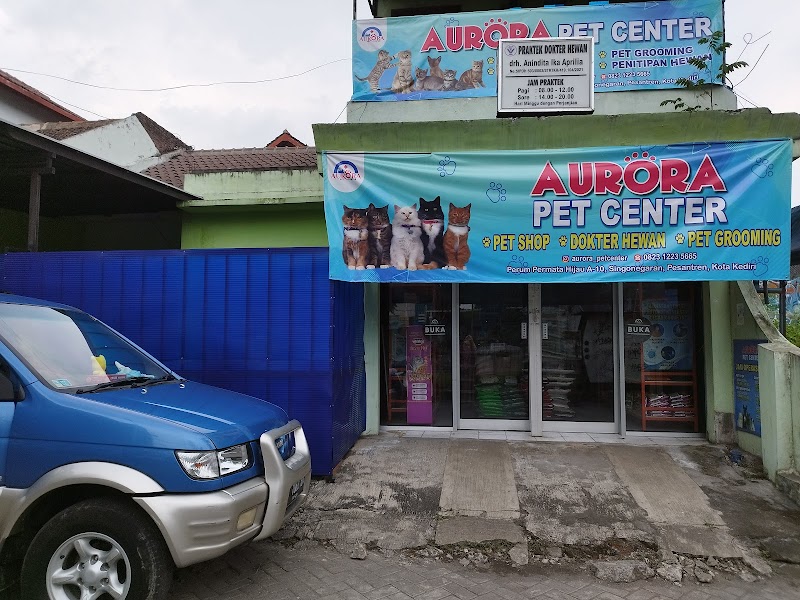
[352,0,723,102]
[498,37,594,114]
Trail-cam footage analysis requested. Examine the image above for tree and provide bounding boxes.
[660,31,748,112]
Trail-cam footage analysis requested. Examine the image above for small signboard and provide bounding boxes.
[425,319,446,336]
[625,317,652,340]
[498,37,594,115]
[733,339,765,437]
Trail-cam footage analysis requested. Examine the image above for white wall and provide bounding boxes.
[58,115,161,171]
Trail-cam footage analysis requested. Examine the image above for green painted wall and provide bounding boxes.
[183,170,322,206]
[181,204,327,249]
[313,109,800,157]
[179,169,327,249]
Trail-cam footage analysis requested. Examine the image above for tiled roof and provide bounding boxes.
[30,112,191,153]
[31,118,117,140]
[266,129,307,148]
[0,69,84,121]
[143,146,318,189]
[133,112,191,153]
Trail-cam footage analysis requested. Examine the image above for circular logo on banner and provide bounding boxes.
[357,19,388,51]
[327,154,365,193]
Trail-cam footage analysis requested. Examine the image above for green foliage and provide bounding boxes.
[782,319,800,347]
[660,31,748,111]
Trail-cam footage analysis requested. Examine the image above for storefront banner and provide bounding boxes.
[352,0,722,102]
[323,139,791,284]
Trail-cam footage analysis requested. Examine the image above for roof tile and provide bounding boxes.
[143,146,318,188]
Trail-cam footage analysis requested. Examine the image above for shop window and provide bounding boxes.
[623,282,704,433]
[380,284,453,426]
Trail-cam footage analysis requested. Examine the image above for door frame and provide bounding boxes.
[453,283,531,431]
[453,282,623,435]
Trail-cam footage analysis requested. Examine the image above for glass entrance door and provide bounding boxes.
[537,283,618,433]
[457,284,530,430]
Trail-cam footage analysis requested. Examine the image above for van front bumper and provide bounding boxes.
[135,420,312,568]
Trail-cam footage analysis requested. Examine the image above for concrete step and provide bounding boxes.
[776,469,800,506]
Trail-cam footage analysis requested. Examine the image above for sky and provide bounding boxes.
[0,0,797,202]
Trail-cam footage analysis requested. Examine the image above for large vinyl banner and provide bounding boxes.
[353,0,722,102]
[323,140,791,283]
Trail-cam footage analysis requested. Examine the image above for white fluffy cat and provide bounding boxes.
[390,204,424,270]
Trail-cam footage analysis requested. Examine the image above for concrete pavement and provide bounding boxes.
[272,432,800,590]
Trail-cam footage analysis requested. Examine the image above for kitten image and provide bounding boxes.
[455,60,486,90]
[355,49,395,93]
[366,203,392,268]
[391,50,415,94]
[441,69,457,91]
[443,203,471,270]
[427,55,445,79]
[341,206,369,270]
[418,196,447,270]
[390,204,424,270]
[414,68,444,92]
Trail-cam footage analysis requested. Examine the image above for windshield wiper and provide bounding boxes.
[76,376,155,394]
[139,374,179,387]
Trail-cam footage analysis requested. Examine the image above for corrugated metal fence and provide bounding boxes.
[0,248,365,475]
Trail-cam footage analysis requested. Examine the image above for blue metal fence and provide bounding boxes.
[0,248,365,475]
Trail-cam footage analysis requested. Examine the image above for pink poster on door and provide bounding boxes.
[406,325,433,424]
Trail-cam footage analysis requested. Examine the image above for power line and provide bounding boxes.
[37,88,110,119]
[1,59,349,93]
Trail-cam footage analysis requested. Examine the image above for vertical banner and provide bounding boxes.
[406,325,433,425]
[352,0,723,102]
[733,339,766,437]
[324,139,792,283]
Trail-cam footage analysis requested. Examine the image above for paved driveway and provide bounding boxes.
[170,538,800,600]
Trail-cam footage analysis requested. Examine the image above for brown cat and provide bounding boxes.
[355,49,395,93]
[341,206,369,270]
[441,69,457,91]
[391,50,414,94]
[455,60,485,90]
[427,55,445,79]
[443,203,471,270]
[414,68,444,92]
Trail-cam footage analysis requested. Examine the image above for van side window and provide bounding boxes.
[0,359,24,401]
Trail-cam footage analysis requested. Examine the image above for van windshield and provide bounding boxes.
[0,303,170,391]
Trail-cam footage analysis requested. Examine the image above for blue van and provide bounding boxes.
[0,294,311,599]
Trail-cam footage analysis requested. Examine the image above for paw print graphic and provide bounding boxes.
[482,237,491,248]
[507,255,529,269]
[487,68,495,75]
[487,57,495,64]
[445,17,460,27]
[752,157,774,179]
[559,236,568,247]
[675,233,685,244]
[599,51,606,59]
[599,62,607,69]
[437,156,456,177]
[753,256,769,277]
[486,182,506,203]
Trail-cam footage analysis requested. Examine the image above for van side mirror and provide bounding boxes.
[0,373,16,401]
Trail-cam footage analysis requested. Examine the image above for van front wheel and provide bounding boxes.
[21,498,172,600]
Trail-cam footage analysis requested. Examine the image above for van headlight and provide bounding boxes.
[176,444,251,479]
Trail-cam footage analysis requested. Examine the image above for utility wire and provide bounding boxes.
[1,58,349,93]
[37,88,110,119]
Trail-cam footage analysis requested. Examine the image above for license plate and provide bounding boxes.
[288,479,303,505]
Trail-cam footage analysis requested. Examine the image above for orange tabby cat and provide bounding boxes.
[443,203,471,270]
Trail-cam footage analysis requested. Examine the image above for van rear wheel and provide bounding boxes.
[21,498,172,600]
